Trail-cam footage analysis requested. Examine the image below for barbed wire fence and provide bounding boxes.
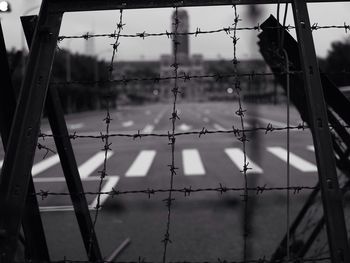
[5,1,350,263]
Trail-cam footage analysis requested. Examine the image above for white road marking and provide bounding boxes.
[225,148,263,174]
[213,123,226,130]
[34,176,103,183]
[307,145,314,151]
[125,150,156,177]
[40,206,76,212]
[250,116,287,127]
[182,149,205,176]
[142,124,154,133]
[243,122,252,128]
[178,123,192,131]
[68,123,84,130]
[36,175,120,212]
[90,176,120,208]
[267,147,317,172]
[79,151,114,179]
[0,159,3,168]
[122,121,134,127]
[154,107,167,124]
[203,117,210,123]
[32,154,60,177]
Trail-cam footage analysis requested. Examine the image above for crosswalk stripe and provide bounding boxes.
[125,150,156,177]
[40,206,76,212]
[307,145,314,151]
[142,124,154,133]
[182,149,205,176]
[0,159,3,168]
[213,123,226,130]
[34,176,103,183]
[79,151,114,179]
[32,154,60,176]
[251,116,287,127]
[90,176,120,208]
[225,148,263,174]
[267,147,317,172]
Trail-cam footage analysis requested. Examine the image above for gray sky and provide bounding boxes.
[1,0,349,61]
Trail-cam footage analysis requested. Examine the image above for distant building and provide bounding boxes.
[113,9,280,104]
[159,9,205,100]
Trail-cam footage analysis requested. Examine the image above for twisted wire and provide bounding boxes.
[162,7,180,263]
[88,9,124,259]
[56,22,350,41]
[35,185,318,199]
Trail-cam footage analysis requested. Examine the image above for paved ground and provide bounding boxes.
[0,102,326,261]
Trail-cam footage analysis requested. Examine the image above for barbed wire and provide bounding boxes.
[34,185,318,199]
[87,9,124,260]
[161,7,180,263]
[49,70,350,87]
[36,124,350,141]
[22,4,350,262]
[56,22,350,41]
[229,5,251,261]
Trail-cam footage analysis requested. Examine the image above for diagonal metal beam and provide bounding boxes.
[0,1,62,260]
[21,15,103,262]
[0,17,50,262]
[292,0,349,262]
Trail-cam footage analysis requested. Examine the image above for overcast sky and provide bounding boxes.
[1,0,349,61]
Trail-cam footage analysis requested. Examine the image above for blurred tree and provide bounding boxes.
[7,48,110,114]
[324,39,350,87]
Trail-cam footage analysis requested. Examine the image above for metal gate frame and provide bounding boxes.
[0,0,348,262]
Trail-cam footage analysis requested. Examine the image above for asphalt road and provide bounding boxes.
[0,101,322,262]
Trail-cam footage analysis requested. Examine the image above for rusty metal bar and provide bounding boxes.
[0,1,63,260]
[0,18,50,262]
[21,15,103,262]
[292,1,349,262]
[47,0,346,13]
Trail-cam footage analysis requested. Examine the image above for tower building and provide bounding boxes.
[172,9,189,61]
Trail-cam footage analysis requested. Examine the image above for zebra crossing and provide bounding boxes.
[0,146,318,211]
[0,145,318,179]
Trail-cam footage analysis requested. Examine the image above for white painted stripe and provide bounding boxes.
[40,206,76,212]
[32,154,60,176]
[213,123,226,131]
[252,116,287,127]
[267,147,317,172]
[90,176,120,208]
[307,145,315,151]
[34,176,103,183]
[203,117,210,123]
[68,122,84,130]
[243,122,252,128]
[225,148,263,174]
[122,120,134,127]
[142,124,154,133]
[182,149,205,176]
[79,151,114,179]
[0,160,3,168]
[125,150,156,177]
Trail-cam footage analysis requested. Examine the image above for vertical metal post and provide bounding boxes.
[21,15,103,262]
[292,1,350,262]
[0,18,50,262]
[0,1,62,260]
